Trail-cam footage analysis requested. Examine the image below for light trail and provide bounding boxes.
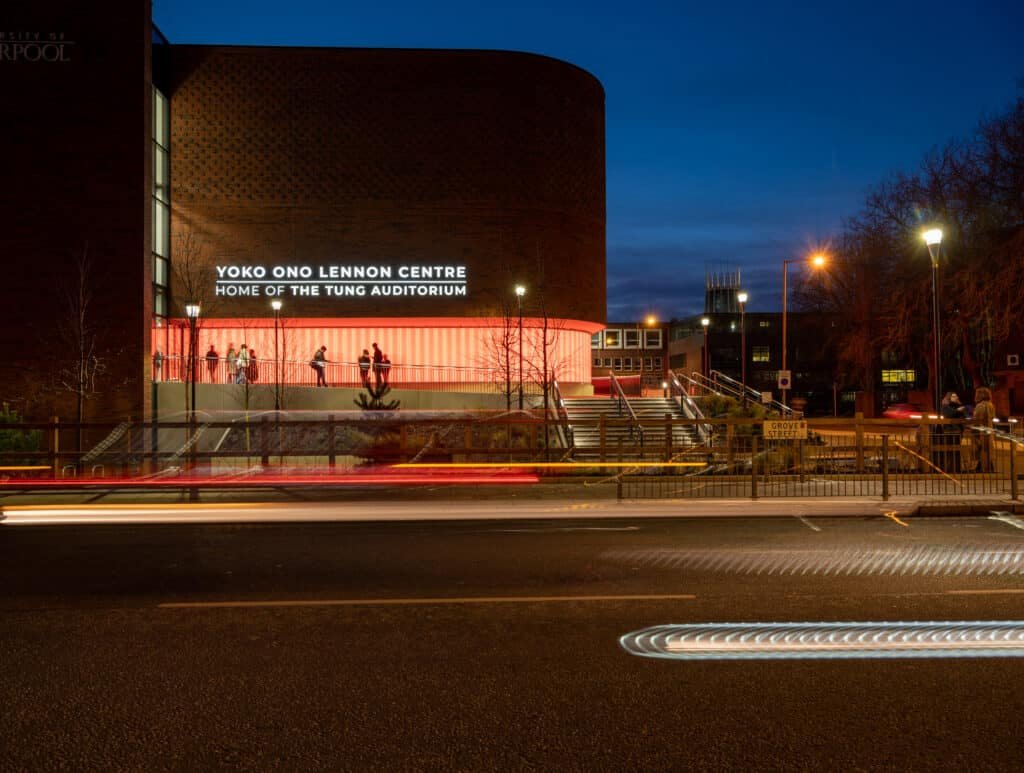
[604,544,1024,577]
[620,622,1024,660]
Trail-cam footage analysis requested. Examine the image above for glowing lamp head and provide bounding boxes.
[923,228,943,247]
[645,315,657,326]
[270,300,282,311]
[514,285,526,297]
[661,381,669,389]
[811,254,826,268]
[185,303,200,319]
[737,292,748,305]
[701,317,710,328]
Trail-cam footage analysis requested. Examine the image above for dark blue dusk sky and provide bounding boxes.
[156,0,1024,321]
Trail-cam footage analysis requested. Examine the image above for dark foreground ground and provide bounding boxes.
[2,511,1024,770]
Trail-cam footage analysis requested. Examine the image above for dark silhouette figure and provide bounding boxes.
[206,345,219,383]
[311,345,328,387]
[358,349,372,387]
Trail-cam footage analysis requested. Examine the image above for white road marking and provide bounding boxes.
[989,512,1024,531]
[796,516,821,532]
[159,593,697,609]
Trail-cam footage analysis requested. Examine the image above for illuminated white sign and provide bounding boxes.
[214,264,468,298]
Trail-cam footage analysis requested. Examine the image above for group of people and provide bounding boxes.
[217,344,259,384]
[151,344,258,384]
[310,342,391,388]
[934,387,997,473]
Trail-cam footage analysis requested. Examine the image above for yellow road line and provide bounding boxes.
[159,593,698,609]
[883,510,909,527]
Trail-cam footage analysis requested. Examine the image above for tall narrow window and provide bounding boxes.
[152,86,171,351]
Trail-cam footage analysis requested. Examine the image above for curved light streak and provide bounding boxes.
[620,622,1024,660]
[604,545,1024,577]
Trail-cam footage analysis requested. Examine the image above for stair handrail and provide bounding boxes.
[709,370,794,416]
[689,370,740,400]
[550,377,574,452]
[668,371,712,444]
[608,373,644,446]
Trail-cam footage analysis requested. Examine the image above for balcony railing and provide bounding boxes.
[152,354,528,393]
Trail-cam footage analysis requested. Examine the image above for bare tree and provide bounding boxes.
[54,242,106,458]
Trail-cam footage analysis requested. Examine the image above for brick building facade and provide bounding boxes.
[0,2,606,420]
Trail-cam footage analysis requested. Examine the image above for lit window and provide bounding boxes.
[882,369,916,384]
[752,346,770,363]
[759,320,770,328]
[604,330,622,348]
[624,330,641,348]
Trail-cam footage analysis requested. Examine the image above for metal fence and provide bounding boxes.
[615,418,1020,500]
[0,415,1019,501]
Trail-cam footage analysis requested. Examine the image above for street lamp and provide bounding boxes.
[737,292,748,403]
[781,253,827,408]
[271,299,282,411]
[515,284,526,410]
[641,315,657,395]
[923,227,943,412]
[700,317,710,380]
[184,303,200,417]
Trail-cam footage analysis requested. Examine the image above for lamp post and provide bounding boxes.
[184,303,200,417]
[701,317,710,380]
[923,228,943,412]
[271,299,282,411]
[515,285,526,410]
[642,315,657,395]
[781,253,826,407]
[737,292,748,403]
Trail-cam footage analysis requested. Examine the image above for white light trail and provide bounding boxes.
[604,544,1024,577]
[621,622,1024,660]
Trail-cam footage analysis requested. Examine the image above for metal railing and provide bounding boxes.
[668,371,711,444]
[709,370,794,415]
[550,377,574,453]
[609,373,644,447]
[153,354,526,393]
[1,416,1019,502]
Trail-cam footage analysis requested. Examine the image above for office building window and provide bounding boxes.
[604,330,622,348]
[591,332,603,349]
[882,369,916,384]
[644,330,662,348]
[624,330,640,348]
[614,358,622,371]
[752,346,770,362]
[624,357,632,370]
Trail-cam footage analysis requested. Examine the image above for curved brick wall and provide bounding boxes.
[168,46,606,324]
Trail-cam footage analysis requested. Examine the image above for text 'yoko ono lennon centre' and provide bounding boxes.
[0,0,606,420]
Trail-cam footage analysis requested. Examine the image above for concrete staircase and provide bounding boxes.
[562,396,700,458]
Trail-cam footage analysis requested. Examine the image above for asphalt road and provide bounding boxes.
[3,511,1024,770]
